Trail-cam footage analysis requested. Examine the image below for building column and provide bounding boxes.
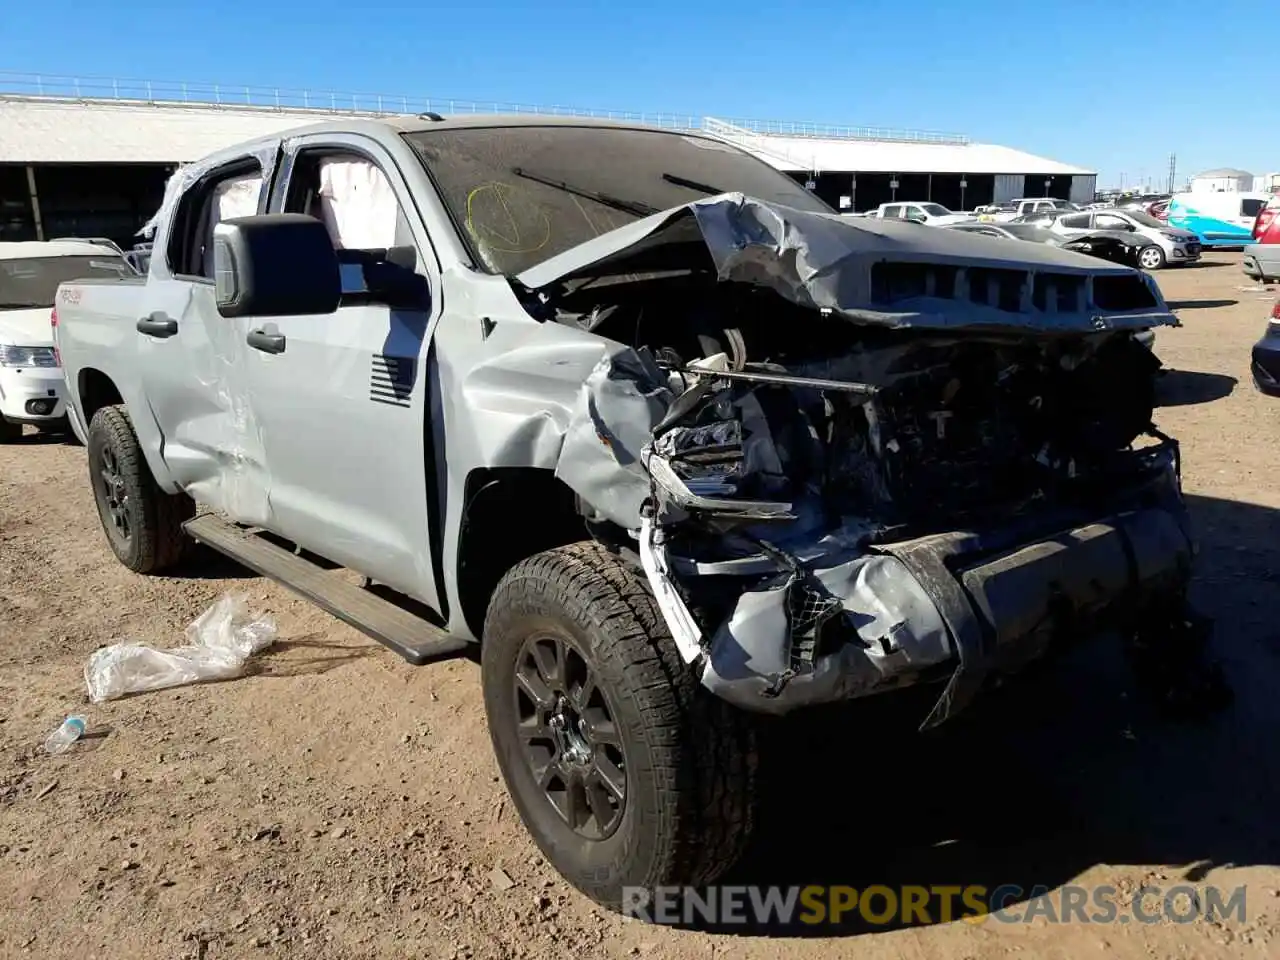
[25,165,44,241]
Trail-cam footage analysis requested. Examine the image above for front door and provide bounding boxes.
[239,134,443,611]
[137,158,275,523]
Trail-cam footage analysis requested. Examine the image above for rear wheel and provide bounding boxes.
[482,542,758,912]
[87,405,193,573]
[1138,245,1166,270]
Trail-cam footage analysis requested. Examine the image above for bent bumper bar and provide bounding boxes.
[696,502,1193,726]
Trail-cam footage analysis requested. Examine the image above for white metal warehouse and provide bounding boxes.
[0,78,1096,244]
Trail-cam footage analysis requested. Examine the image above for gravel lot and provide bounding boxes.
[2,251,1278,959]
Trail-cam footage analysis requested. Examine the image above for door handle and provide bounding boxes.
[247,329,286,354]
[136,314,178,338]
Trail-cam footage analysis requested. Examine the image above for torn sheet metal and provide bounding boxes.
[697,552,953,713]
[516,193,1178,334]
[553,344,674,528]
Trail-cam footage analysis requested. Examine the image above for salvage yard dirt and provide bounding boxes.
[2,251,1279,959]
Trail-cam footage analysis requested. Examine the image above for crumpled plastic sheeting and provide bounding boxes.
[516,193,1179,334]
[554,344,674,528]
[84,594,277,702]
[698,552,953,713]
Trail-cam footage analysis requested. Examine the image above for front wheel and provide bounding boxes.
[1138,245,1167,270]
[87,405,193,573]
[482,542,758,912]
[0,419,22,443]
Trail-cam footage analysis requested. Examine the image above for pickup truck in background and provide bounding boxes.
[53,115,1219,914]
[0,238,134,442]
[866,201,974,225]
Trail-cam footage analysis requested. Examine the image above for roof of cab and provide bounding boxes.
[185,114,725,167]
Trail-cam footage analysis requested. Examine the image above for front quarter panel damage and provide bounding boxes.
[475,202,1195,724]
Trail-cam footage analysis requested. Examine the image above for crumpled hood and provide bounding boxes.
[516,193,1177,334]
[0,308,54,346]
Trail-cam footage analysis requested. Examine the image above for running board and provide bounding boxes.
[183,514,470,666]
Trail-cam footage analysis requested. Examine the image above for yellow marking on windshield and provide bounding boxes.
[464,182,551,254]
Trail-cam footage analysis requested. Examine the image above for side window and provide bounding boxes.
[1060,214,1092,229]
[166,161,264,280]
[1095,213,1127,230]
[1241,198,1265,218]
[283,150,416,299]
[882,205,902,219]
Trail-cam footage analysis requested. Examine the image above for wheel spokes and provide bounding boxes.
[513,633,628,841]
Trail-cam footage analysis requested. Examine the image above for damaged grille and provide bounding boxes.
[869,260,1156,316]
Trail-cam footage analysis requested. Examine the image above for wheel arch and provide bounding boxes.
[456,466,618,642]
[77,367,124,425]
[76,367,178,492]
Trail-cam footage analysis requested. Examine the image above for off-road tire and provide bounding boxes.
[482,541,758,911]
[87,404,193,573]
[0,419,22,443]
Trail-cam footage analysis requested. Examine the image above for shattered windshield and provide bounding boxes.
[403,125,832,275]
[0,255,132,309]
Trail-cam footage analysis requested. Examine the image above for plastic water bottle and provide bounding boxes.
[44,715,87,755]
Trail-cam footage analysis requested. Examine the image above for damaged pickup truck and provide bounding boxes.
[54,116,1210,912]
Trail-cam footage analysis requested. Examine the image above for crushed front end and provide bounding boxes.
[536,195,1199,726]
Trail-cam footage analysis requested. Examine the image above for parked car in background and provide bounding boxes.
[942,221,1157,350]
[988,197,1080,222]
[1166,191,1272,247]
[1047,208,1200,269]
[974,202,1016,220]
[1250,299,1280,395]
[1243,197,1280,282]
[1,239,134,442]
[944,222,1054,242]
[871,201,974,225]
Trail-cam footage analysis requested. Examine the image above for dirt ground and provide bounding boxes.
[2,251,1279,960]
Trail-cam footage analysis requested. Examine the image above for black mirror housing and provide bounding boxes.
[213,214,341,318]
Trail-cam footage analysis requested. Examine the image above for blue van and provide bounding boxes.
[1166,192,1272,247]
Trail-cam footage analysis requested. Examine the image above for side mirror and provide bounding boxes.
[213,214,341,318]
[337,246,430,310]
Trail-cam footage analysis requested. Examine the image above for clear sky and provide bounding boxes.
[1,0,1271,188]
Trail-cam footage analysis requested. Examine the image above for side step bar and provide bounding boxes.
[183,514,470,666]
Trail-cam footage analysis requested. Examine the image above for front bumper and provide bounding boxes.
[1243,244,1280,281]
[1251,326,1280,396]
[696,456,1192,727]
[1168,242,1201,263]
[0,365,68,423]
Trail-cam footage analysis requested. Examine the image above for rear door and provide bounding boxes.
[241,132,443,610]
[137,156,275,522]
[1053,212,1095,236]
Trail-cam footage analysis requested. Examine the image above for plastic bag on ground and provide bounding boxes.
[84,593,277,703]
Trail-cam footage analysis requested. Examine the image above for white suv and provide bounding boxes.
[0,240,134,441]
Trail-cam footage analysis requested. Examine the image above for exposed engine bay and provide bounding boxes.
[532,195,1197,726]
